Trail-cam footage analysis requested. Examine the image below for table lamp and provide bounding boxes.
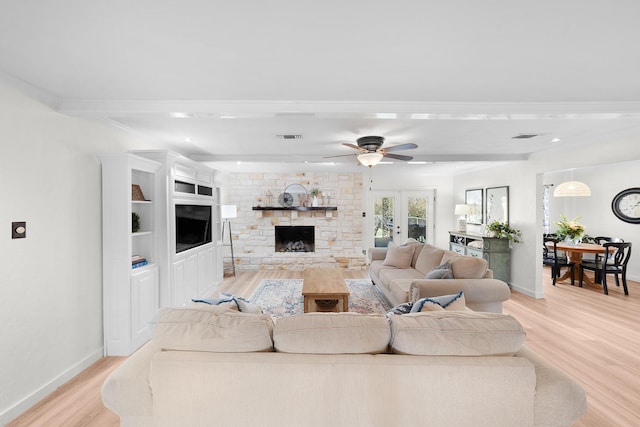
[454,204,471,232]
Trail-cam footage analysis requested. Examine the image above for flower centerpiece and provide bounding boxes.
[486,221,522,243]
[555,215,585,245]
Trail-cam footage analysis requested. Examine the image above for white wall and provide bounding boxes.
[0,80,151,423]
[454,135,640,298]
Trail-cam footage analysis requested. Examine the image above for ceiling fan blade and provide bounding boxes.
[382,143,418,152]
[382,153,414,161]
[342,142,366,151]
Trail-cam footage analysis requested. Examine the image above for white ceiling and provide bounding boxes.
[2,0,640,174]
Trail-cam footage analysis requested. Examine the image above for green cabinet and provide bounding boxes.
[448,231,510,284]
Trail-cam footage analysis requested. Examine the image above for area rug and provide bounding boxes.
[249,279,392,319]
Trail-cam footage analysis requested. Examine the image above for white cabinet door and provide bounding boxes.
[172,258,186,306]
[130,266,158,351]
[198,246,216,296]
[185,254,198,302]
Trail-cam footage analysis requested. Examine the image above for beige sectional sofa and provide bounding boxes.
[369,241,511,311]
[102,305,586,427]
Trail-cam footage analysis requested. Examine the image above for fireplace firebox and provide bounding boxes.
[275,226,315,252]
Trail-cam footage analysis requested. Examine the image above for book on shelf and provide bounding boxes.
[132,260,149,269]
[131,255,146,263]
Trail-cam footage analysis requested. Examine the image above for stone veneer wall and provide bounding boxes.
[225,172,367,271]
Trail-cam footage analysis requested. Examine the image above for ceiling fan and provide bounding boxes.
[326,136,418,167]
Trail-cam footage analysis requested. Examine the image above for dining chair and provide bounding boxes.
[543,236,574,286]
[579,242,632,295]
[580,236,625,281]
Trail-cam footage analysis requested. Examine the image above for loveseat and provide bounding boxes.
[102,305,586,427]
[369,241,511,311]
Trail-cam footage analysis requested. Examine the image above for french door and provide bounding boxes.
[370,191,435,247]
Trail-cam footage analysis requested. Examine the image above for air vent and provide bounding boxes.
[512,133,548,139]
[276,134,303,140]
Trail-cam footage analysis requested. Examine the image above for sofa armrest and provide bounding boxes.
[516,346,587,427]
[368,247,388,262]
[409,279,511,313]
[102,341,159,421]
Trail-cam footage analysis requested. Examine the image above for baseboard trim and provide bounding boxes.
[510,283,543,299]
[0,347,104,425]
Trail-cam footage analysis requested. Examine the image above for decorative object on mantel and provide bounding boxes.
[265,190,273,207]
[283,183,308,207]
[454,204,471,232]
[554,215,585,245]
[310,188,320,207]
[486,221,522,244]
[554,170,591,197]
[252,206,337,211]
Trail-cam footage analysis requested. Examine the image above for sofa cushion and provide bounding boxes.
[388,311,525,356]
[152,308,274,352]
[441,252,489,279]
[273,313,390,354]
[414,244,446,274]
[402,239,424,267]
[425,260,454,279]
[382,242,415,268]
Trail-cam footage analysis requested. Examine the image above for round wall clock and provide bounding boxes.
[611,187,640,224]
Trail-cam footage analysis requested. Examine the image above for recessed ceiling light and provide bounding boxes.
[219,114,237,119]
[375,113,397,119]
[184,138,192,143]
[169,112,192,119]
[552,138,561,142]
[408,161,427,164]
[410,113,432,120]
[276,134,303,140]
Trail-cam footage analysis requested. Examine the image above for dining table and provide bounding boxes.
[549,241,610,287]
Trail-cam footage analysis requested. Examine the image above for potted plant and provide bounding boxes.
[309,188,320,207]
[486,221,522,243]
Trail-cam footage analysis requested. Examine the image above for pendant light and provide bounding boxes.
[554,170,591,197]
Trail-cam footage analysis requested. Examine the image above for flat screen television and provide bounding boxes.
[175,204,212,253]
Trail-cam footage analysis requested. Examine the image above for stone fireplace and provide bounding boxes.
[275,226,315,252]
[223,171,366,270]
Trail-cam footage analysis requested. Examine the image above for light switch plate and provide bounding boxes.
[12,221,26,239]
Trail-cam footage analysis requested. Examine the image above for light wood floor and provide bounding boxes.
[7,268,640,426]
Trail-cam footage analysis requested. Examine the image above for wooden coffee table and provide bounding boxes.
[302,267,350,313]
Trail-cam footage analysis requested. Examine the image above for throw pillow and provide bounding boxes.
[424,260,454,279]
[387,301,414,315]
[192,297,239,311]
[193,294,263,314]
[382,242,415,269]
[221,293,264,314]
[410,291,465,312]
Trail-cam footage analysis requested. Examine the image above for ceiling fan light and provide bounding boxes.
[553,181,591,197]
[357,152,384,167]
